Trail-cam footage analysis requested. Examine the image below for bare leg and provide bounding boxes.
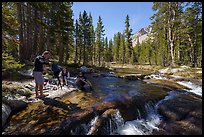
[35,84,39,97]
[39,84,49,97]
[39,84,44,96]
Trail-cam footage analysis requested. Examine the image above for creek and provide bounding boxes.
[2,72,202,135]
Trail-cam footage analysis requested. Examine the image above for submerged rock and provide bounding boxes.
[121,74,145,80]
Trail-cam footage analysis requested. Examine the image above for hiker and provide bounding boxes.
[33,51,52,98]
[75,72,93,90]
[59,67,70,86]
[51,63,62,88]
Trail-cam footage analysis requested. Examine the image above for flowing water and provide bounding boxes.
[68,73,188,135]
[69,73,202,135]
[3,71,202,135]
[177,81,202,97]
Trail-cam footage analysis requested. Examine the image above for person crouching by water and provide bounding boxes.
[75,72,93,90]
[59,67,70,86]
[33,51,52,98]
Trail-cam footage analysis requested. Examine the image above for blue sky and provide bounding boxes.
[72,2,155,40]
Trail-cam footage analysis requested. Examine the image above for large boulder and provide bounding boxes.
[5,100,28,112]
[2,103,12,128]
[154,94,202,135]
[80,66,90,73]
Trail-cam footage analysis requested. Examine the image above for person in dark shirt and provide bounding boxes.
[59,67,70,86]
[33,51,51,98]
[51,63,62,88]
[75,72,93,90]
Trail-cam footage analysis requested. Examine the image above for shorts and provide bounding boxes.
[33,71,44,85]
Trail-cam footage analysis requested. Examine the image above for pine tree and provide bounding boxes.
[104,37,109,62]
[95,16,105,66]
[88,13,95,65]
[124,15,133,64]
[108,39,114,62]
[121,32,126,64]
[116,32,121,62]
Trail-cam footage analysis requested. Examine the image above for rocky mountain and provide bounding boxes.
[132,26,151,47]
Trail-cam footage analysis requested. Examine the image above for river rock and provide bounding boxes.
[143,79,190,91]
[16,88,32,97]
[80,66,90,73]
[87,109,120,135]
[5,100,28,113]
[155,94,202,135]
[2,103,12,128]
[121,74,145,80]
[158,67,187,74]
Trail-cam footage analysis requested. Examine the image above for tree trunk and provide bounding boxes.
[27,3,32,61]
[65,31,70,65]
[83,37,86,66]
[187,33,194,66]
[22,3,28,61]
[78,39,82,65]
[74,38,78,64]
[17,3,24,63]
[38,11,44,54]
[98,43,101,66]
[58,18,64,65]
[33,9,38,56]
[168,3,176,66]
[46,17,51,51]
[193,31,198,67]
[93,43,96,65]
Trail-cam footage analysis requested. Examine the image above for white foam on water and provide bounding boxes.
[118,90,179,135]
[87,116,99,135]
[118,102,162,135]
[118,112,161,135]
[177,81,202,97]
[145,74,167,80]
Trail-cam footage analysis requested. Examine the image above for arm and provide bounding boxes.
[59,71,62,77]
[67,72,70,79]
[86,80,93,87]
[82,77,92,87]
[38,56,50,65]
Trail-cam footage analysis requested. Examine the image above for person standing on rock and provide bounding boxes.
[33,51,52,98]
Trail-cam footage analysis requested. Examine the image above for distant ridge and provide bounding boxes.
[132,25,151,47]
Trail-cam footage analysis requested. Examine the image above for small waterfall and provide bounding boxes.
[118,90,179,135]
[70,109,125,135]
[155,90,178,109]
[69,90,180,135]
[118,102,161,135]
[87,116,100,135]
[109,110,125,135]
